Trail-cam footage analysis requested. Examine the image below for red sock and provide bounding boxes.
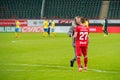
[84,57,88,67]
[77,57,81,68]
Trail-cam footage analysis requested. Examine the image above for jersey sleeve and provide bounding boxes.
[68,26,74,37]
[75,26,79,33]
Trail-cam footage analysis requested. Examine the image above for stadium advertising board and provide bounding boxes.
[22,27,43,32]
[54,26,70,33]
[0,27,21,32]
[0,19,27,26]
[22,20,43,32]
[58,19,72,24]
[0,19,120,33]
[56,19,120,33]
[89,26,120,33]
[57,19,120,24]
[28,20,43,27]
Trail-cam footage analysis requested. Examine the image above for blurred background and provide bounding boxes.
[0,0,120,33]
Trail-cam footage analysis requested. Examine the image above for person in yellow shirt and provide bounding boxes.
[50,20,55,37]
[43,19,49,36]
[15,20,20,38]
[84,18,89,28]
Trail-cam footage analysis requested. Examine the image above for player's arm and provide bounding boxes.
[52,22,55,27]
[102,21,105,30]
[101,20,105,30]
[73,32,77,38]
[68,20,77,37]
[68,27,74,37]
[102,20,105,26]
[18,21,20,27]
[73,26,79,38]
[86,21,89,28]
[43,21,45,28]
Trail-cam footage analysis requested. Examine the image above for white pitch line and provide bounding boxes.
[12,41,16,43]
[0,63,70,69]
[0,69,73,72]
[0,63,120,74]
[87,69,120,74]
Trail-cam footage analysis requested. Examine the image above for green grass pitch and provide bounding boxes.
[0,33,120,80]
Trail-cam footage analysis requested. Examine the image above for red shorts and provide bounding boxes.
[76,46,88,57]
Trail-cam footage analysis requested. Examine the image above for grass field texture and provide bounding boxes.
[0,33,120,80]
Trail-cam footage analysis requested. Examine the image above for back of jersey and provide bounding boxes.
[75,25,89,47]
[15,21,20,28]
[43,20,48,28]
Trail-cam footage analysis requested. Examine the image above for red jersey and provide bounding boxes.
[75,24,89,47]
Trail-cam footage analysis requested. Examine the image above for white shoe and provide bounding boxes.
[84,67,87,70]
[78,68,82,72]
[104,34,108,36]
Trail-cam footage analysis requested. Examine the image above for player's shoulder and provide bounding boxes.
[75,25,80,29]
[79,26,89,31]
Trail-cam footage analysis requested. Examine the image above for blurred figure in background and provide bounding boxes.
[43,19,49,37]
[48,20,51,36]
[84,18,89,28]
[50,20,55,37]
[102,17,108,36]
[68,16,80,67]
[15,20,20,38]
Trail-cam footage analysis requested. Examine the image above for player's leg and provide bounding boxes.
[50,28,55,37]
[105,28,108,35]
[70,45,76,67]
[73,46,76,61]
[52,30,55,37]
[50,29,53,37]
[17,32,20,38]
[43,29,48,37]
[102,26,107,36]
[103,30,107,36]
[76,46,82,72]
[15,28,17,38]
[42,28,45,36]
[48,27,50,36]
[45,29,48,36]
[82,47,88,70]
[15,32,18,38]
[77,56,82,72]
[102,26,104,34]
[15,28,19,38]
[18,28,20,37]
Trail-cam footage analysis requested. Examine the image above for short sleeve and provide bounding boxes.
[75,26,79,32]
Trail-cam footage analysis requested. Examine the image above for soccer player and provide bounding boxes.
[50,20,55,37]
[102,17,108,36]
[43,19,49,37]
[73,17,89,72]
[15,20,20,38]
[48,20,51,36]
[68,16,79,67]
[84,18,89,28]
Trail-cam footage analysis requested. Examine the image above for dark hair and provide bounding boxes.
[85,18,88,21]
[81,17,85,23]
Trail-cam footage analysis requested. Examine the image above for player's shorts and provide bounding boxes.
[15,28,19,32]
[44,28,48,32]
[51,28,54,32]
[76,46,88,57]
